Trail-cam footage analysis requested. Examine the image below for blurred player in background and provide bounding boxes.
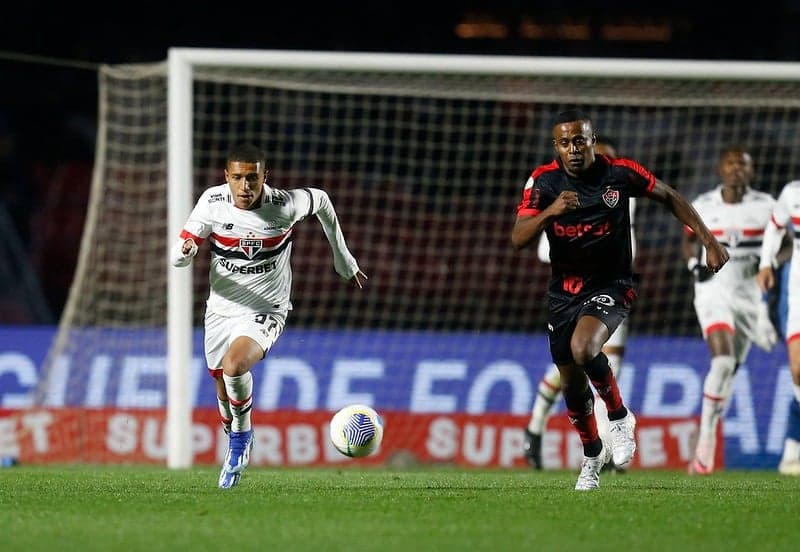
[170,143,367,488]
[512,110,728,490]
[683,147,783,475]
[757,178,800,476]
[523,136,634,473]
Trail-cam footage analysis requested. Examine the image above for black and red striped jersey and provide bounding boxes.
[516,155,656,294]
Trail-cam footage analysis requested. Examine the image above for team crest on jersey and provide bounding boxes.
[601,188,619,208]
[239,238,262,259]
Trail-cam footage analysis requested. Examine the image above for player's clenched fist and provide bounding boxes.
[551,190,580,215]
[181,239,198,257]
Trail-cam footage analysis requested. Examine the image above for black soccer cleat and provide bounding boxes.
[523,429,543,470]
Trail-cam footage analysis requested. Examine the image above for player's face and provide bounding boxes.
[718,150,753,188]
[552,121,595,177]
[225,161,266,210]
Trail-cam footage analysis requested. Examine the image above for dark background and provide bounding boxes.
[2,1,800,323]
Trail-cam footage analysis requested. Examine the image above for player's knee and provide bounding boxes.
[570,328,605,365]
[221,356,253,377]
[570,341,602,366]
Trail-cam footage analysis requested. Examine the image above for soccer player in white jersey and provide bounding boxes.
[683,147,779,475]
[170,144,367,488]
[757,179,800,476]
[523,137,633,472]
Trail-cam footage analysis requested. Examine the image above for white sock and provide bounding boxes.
[217,396,232,427]
[528,364,561,434]
[223,372,254,433]
[595,394,610,443]
[697,355,736,457]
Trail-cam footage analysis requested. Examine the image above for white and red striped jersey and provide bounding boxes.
[760,180,800,269]
[170,184,360,317]
[686,185,775,287]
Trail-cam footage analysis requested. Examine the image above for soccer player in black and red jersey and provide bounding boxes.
[512,110,729,490]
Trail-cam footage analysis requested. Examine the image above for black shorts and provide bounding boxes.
[547,280,637,365]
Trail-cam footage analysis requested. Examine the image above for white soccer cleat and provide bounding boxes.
[688,436,716,476]
[609,410,636,468]
[575,441,612,491]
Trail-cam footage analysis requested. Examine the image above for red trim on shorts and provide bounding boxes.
[208,368,223,378]
[705,322,735,336]
[787,333,800,344]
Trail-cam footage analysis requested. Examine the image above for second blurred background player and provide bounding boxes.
[522,136,633,472]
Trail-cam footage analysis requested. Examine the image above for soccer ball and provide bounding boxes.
[329,404,384,458]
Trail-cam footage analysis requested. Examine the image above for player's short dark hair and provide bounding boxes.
[553,109,591,126]
[227,143,267,166]
[719,146,749,160]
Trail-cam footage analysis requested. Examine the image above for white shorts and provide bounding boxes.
[605,319,629,348]
[693,279,777,361]
[204,310,286,370]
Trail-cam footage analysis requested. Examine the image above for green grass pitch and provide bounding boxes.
[2,466,799,551]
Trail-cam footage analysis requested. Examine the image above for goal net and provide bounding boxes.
[28,50,800,471]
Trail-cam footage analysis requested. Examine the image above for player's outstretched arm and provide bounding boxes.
[646,180,729,272]
[303,188,363,281]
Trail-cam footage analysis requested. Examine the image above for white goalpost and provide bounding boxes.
[36,48,800,471]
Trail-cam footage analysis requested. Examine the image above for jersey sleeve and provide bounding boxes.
[516,174,553,217]
[615,158,657,197]
[291,187,361,279]
[169,190,214,267]
[759,185,792,269]
[771,185,792,229]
